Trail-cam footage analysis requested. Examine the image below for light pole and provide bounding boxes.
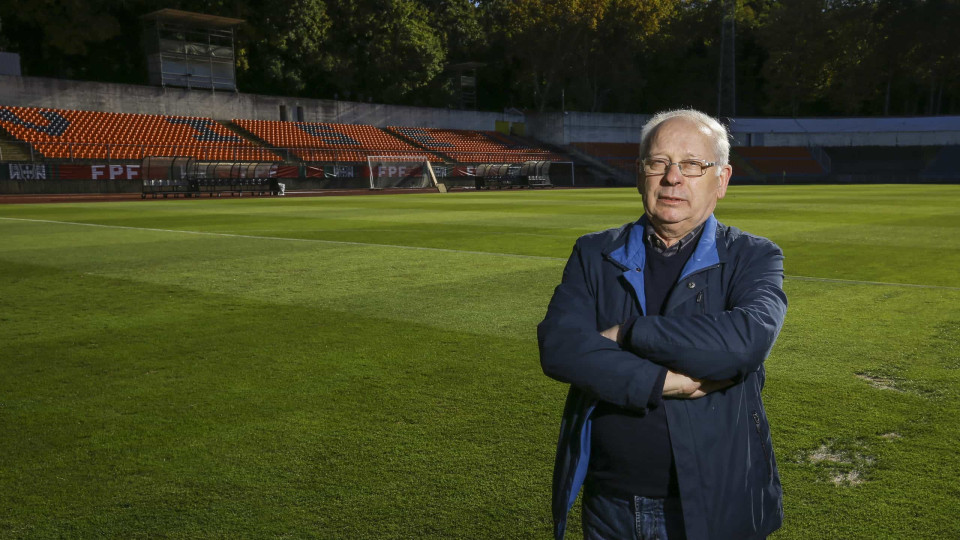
[717,0,736,118]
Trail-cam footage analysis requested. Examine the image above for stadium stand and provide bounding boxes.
[570,142,638,173]
[0,104,566,168]
[568,143,832,183]
[388,126,565,163]
[569,143,831,175]
[233,119,442,163]
[733,146,828,176]
[826,146,927,177]
[921,146,960,180]
[0,106,280,161]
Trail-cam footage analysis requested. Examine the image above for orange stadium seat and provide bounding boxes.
[0,105,281,161]
[234,119,442,163]
[387,126,566,163]
[734,146,826,175]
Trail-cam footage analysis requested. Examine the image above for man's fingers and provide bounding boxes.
[663,370,702,397]
[664,372,735,399]
[600,325,620,342]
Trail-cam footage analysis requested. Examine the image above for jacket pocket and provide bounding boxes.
[751,410,773,482]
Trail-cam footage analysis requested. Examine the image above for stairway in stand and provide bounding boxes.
[0,127,35,161]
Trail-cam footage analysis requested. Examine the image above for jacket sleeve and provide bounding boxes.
[538,239,666,411]
[622,237,788,381]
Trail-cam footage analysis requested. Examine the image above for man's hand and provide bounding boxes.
[601,326,733,398]
[663,370,733,399]
[600,325,621,343]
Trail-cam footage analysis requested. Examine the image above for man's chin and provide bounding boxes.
[648,212,687,226]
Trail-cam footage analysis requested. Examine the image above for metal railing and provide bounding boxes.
[809,146,832,173]
[3,142,567,165]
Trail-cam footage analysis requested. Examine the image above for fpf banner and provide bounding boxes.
[58,164,141,180]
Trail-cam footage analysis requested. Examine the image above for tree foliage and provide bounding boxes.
[0,0,958,115]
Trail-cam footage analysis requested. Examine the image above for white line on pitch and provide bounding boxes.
[0,216,562,261]
[2,216,959,291]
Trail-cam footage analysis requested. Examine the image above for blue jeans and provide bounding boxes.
[582,486,686,540]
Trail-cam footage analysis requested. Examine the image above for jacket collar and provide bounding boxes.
[680,214,721,281]
[604,214,722,279]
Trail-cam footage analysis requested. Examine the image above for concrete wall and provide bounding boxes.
[528,111,960,147]
[560,111,649,144]
[729,117,960,147]
[4,75,960,147]
[0,75,516,131]
[749,131,960,146]
[526,111,648,145]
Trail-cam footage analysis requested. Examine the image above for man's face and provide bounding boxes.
[638,118,732,237]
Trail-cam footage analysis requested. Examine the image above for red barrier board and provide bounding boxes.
[58,164,142,180]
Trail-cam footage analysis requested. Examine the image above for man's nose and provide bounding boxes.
[662,162,684,185]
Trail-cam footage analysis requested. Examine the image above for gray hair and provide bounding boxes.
[639,109,731,168]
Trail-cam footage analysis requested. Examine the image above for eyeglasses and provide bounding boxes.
[640,158,717,177]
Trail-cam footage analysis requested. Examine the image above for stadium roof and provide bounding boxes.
[728,116,960,133]
[140,9,245,29]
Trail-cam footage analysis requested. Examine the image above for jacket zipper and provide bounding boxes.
[753,411,772,471]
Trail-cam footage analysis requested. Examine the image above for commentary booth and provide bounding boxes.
[141,9,243,92]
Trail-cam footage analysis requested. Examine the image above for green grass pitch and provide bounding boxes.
[1,185,959,538]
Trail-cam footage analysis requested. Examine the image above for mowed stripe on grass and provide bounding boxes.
[2,216,958,292]
[1,185,959,538]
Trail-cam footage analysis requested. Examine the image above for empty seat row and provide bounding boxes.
[0,105,566,164]
[389,127,562,163]
[236,119,420,150]
[0,106,282,161]
[733,146,826,175]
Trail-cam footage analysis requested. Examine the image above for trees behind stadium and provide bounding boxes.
[1,0,956,116]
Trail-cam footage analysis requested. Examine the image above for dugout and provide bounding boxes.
[140,156,283,197]
[474,160,556,189]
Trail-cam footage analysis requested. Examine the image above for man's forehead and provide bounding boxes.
[647,118,713,152]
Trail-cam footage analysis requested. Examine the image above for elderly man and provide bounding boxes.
[538,109,787,540]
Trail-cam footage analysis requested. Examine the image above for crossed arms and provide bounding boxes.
[599,324,734,399]
[538,235,787,411]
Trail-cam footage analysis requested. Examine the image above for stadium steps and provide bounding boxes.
[728,150,764,182]
[483,131,571,162]
[220,121,300,163]
[920,145,960,180]
[381,128,453,162]
[492,132,563,156]
[0,126,37,161]
[561,143,633,186]
[484,130,529,149]
[733,146,829,183]
[500,132,555,153]
[517,137,561,158]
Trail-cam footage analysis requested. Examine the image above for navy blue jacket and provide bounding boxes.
[538,215,787,540]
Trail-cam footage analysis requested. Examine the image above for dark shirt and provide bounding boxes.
[586,223,703,498]
[645,222,705,257]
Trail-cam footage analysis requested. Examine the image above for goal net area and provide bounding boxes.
[367,155,439,190]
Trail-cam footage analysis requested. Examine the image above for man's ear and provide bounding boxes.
[716,164,732,199]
